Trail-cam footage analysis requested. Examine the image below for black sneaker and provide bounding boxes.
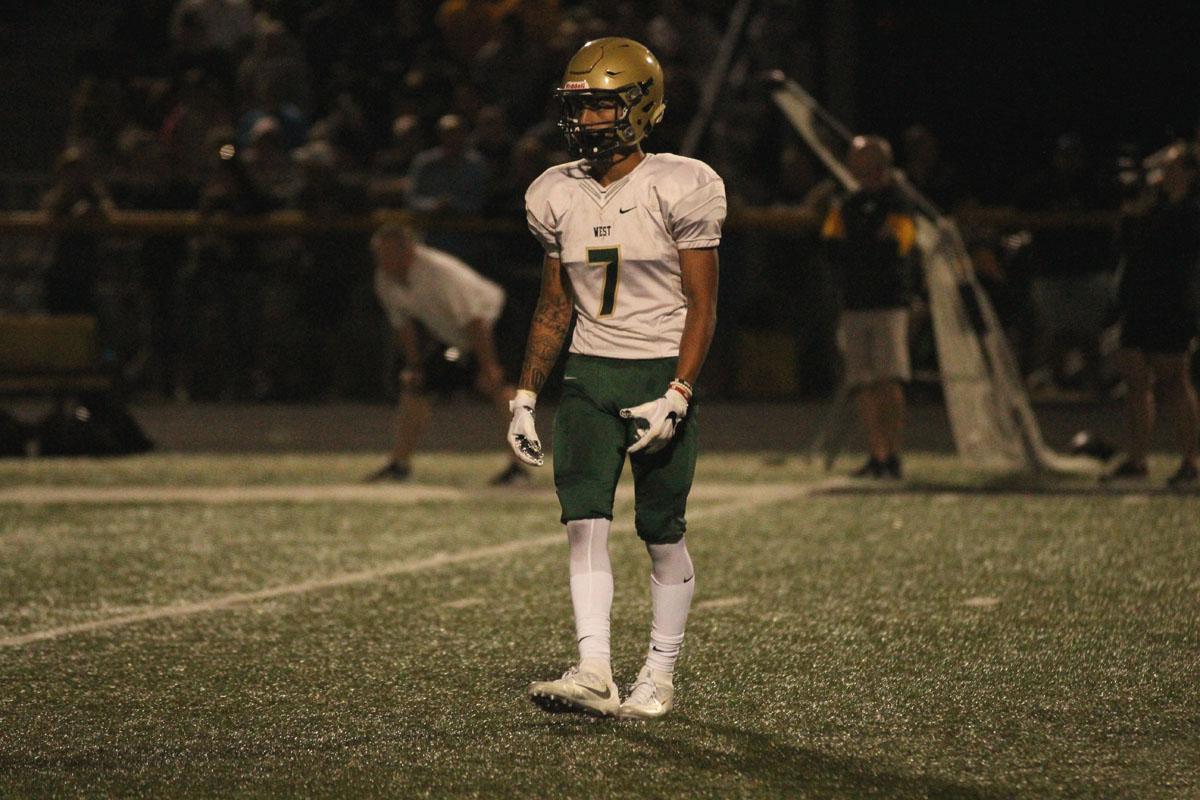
[881,454,903,479]
[1100,460,1148,484]
[489,462,532,487]
[852,458,884,478]
[1166,461,1198,489]
[365,461,411,482]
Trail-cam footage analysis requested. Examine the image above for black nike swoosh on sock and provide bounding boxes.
[683,575,694,583]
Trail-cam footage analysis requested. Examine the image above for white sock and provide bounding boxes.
[644,539,695,674]
[566,519,613,670]
[645,572,695,674]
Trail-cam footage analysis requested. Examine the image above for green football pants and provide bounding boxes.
[552,354,698,544]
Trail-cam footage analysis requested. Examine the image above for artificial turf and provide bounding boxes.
[0,454,1196,798]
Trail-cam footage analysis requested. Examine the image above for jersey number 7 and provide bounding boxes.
[587,246,620,317]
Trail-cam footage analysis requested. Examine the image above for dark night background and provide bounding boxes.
[2,0,1198,407]
[857,1,1200,200]
[3,1,1198,199]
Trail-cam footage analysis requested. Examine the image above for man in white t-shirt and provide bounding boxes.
[369,223,529,485]
[506,37,725,720]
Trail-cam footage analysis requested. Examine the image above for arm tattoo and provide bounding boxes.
[518,281,573,394]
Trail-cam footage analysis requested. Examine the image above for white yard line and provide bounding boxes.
[1,484,820,648]
[0,481,805,506]
[0,484,468,505]
[694,596,748,611]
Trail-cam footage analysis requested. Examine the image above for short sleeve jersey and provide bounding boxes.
[525,153,726,358]
[373,243,506,350]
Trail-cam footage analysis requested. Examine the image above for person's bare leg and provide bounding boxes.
[855,384,887,461]
[1118,349,1153,469]
[1151,353,1199,467]
[391,391,434,467]
[880,379,905,458]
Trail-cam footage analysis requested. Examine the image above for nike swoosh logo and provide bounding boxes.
[581,684,612,700]
[619,206,635,214]
[683,575,694,583]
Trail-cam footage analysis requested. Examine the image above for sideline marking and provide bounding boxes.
[0,481,803,506]
[0,485,467,505]
[1,486,815,648]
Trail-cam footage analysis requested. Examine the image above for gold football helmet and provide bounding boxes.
[554,37,666,160]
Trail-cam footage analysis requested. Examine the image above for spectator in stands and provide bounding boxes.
[489,134,551,215]
[242,116,302,206]
[367,223,529,486]
[471,13,553,132]
[369,113,425,207]
[406,113,489,214]
[111,127,198,398]
[1105,141,1200,488]
[236,14,312,115]
[472,104,515,180]
[406,113,490,263]
[232,17,311,162]
[183,132,274,400]
[820,136,919,479]
[308,91,373,167]
[375,113,425,175]
[288,140,371,399]
[160,69,233,183]
[298,0,376,97]
[41,146,116,315]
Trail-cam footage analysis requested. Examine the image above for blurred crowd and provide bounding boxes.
[20,0,1200,404]
[35,0,829,401]
[52,0,820,218]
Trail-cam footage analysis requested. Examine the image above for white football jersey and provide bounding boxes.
[525,153,726,359]
[373,244,505,351]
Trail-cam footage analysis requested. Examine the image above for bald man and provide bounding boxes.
[821,136,918,479]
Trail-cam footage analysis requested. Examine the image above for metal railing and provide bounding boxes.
[0,206,1126,403]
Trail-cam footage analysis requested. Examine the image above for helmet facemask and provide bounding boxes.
[555,79,655,161]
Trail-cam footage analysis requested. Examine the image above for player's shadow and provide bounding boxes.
[606,718,1015,799]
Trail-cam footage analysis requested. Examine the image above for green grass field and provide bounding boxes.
[1,453,1196,799]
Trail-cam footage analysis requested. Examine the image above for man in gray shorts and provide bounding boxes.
[821,136,919,478]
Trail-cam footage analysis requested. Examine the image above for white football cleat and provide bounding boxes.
[528,659,619,717]
[617,665,674,720]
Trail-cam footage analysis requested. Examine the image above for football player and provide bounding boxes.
[508,37,726,719]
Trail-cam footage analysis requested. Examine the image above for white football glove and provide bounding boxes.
[620,387,689,455]
[507,390,544,466]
